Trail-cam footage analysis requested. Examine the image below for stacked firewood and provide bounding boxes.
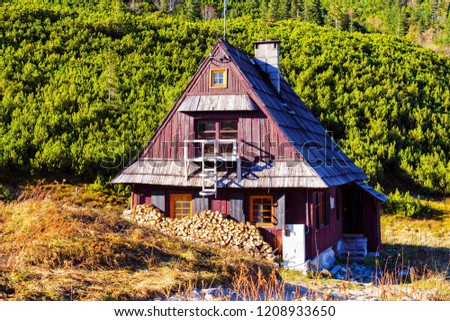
[122,204,274,261]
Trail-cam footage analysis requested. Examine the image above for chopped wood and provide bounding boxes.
[122,204,274,261]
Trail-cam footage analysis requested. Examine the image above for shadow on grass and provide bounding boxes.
[378,243,450,279]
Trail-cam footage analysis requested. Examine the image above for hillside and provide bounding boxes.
[5,1,449,54]
[1,3,450,195]
[0,184,275,300]
[1,183,449,300]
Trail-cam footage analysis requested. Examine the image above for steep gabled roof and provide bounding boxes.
[112,39,378,192]
[221,40,367,186]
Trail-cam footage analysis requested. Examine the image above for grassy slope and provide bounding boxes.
[0,184,272,300]
[1,183,449,300]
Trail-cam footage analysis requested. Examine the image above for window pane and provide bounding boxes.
[172,194,192,219]
[204,143,215,156]
[198,132,215,140]
[220,120,238,131]
[198,120,216,132]
[213,72,224,85]
[219,132,237,139]
[219,143,234,155]
[252,197,272,225]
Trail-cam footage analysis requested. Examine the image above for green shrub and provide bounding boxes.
[0,184,14,202]
[383,189,436,218]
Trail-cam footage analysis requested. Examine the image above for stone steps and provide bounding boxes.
[336,237,367,263]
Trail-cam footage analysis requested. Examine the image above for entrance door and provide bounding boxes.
[343,188,363,234]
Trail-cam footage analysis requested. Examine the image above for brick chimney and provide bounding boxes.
[253,40,281,93]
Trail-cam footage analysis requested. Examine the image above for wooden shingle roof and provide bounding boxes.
[221,40,367,187]
[110,159,328,189]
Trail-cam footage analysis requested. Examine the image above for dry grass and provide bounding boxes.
[381,198,450,273]
[381,198,450,248]
[375,198,450,300]
[373,266,449,301]
[1,183,448,301]
[0,183,273,300]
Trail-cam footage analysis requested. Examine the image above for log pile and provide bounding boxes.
[122,204,274,261]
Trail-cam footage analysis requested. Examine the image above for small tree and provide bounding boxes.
[303,0,323,25]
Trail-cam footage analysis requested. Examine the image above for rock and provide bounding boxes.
[188,290,201,300]
[309,247,335,271]
[399,270,409,277]
[320,269,332,279]
[331,265,341,276]
[204,293,214,301]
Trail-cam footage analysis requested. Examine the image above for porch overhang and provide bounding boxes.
[354,180,388,202]
[178,94,258,112]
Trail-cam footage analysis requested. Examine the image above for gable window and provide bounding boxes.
[196,119,238,156]
[315,192,330,228]
[250,196,274,227]
[210,68,228,88]
[170,194,192,219]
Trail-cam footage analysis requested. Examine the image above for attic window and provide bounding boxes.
[210,68,227,88]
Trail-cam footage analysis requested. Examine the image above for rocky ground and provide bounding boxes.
[160,262,443,301]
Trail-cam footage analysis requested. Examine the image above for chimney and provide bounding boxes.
[253,40,281,93]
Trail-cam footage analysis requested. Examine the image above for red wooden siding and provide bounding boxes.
[211,194,231,215]
[188,47,249,94]
[132,185,152,209]
[303,188,343,259]
[285,190,308,225]
[132,184,383,261]
[143,111,298,161]
[259,228,283,255]
[362,193,382,252]
[140,43,298,162]
[144,111,193,159]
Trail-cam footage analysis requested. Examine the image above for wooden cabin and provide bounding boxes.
[111,39,387,270]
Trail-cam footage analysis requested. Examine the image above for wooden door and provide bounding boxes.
[343,189,363,234]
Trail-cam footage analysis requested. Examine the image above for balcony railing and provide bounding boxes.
[183,139,239,162]
[183,139,242,194]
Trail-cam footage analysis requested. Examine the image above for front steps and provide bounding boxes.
[336,236,367,263]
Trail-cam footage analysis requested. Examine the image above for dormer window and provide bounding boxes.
[210,68,227,88]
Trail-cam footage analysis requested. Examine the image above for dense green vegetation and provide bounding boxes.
[8,0,449,52]
[1,3,449,195]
